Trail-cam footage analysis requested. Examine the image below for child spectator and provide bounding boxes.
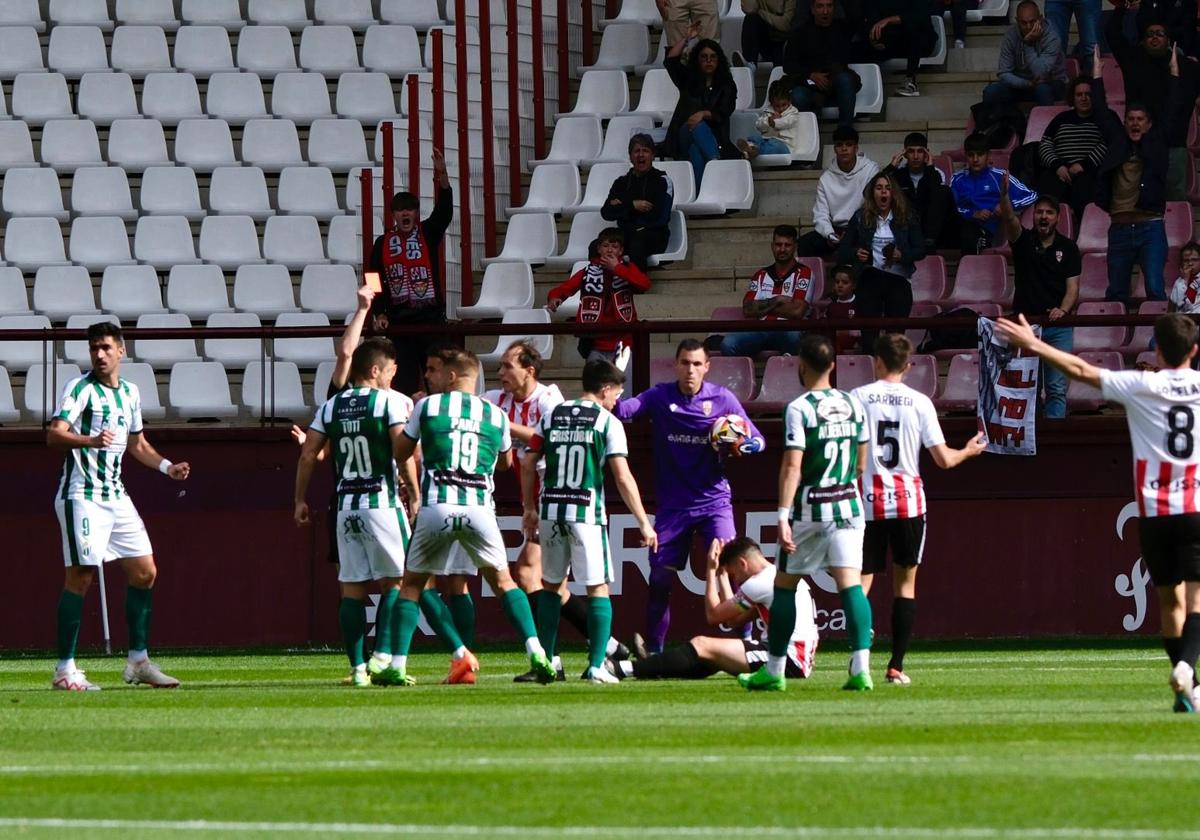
[825,264,861,353]
[950,131,1037,253]
[1169,241,1200,314]
[737,80,804,160]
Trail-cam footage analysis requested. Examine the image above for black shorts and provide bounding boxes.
[862,516,926,574]
[1137,513,1200,586]
[742,639,807,679]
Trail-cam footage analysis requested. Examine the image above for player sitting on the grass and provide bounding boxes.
[521,359,657,684]
[390,347,556,684]
[49,322,190,691]
[610,537,819,681]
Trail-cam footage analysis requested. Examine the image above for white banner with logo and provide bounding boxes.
[977,316,1040,456]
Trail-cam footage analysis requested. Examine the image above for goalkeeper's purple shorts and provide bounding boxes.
[650,505,737,570]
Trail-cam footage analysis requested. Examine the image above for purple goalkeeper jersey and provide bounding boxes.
[615,381,762,513]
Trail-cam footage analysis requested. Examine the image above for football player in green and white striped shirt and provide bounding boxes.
[740,332,876,693]
[48,322,191,692]
[521,360,657,684]
[390,346,556,684]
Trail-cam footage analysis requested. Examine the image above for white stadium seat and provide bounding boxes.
[457,263,535,319]
[199,216,265,269]
[299,26,360,75]
[233,264,299,318]
[730,107,820,166]
[591,114,656,166]
[336,72,400,123]
[120,361,167,420]
[299,264,358,319]
[658,160,697,206]
[507,163,581,216]
[241,118,306,171]
[307,119,371,171]
[0,268,32,316]
[580,23,651,72]
[545,211,607,268]
[530,116,603,167]
[270,72,334,125]
[315,0,375,31]
[174,118,238,171]
[883,15,947,71]
[327,215,376,265]
[380,0,443,30]
[277,167,342,219]
[209,166,273,220]
[40,119,104,172]
[107,118,170,172]
[571,161,627,216]
[0,28,45,79]
[236,25,298,76]
[242,361,309,419]
[482,213,557,266]
[274,312,334,366]
[646,210,689,267]
[50,0,113,30]
[248,0,311,31]
[167,265,232,319]
[47,26,110,78]
[206,72,268,124]
[0,123,37,172]
[0,2,45,33]
[11,73,73,125]
[477,309,553,364]
[2,168,68,221]
[173,25,235,77]
[139,166,204,220]
[25,363,83,418]
[77,72,140,125]
[0,315,55,373]
[203,313,265,366]
[169,361,239,419]
[116,0,180,31]
[731,67,756,111]
[141,72,204,125]
[101,265,167,319]
[603,0,662,25]
[682,159,755,215]
[70,216,136,271]
[63,314,120,365]
[181,0,243,29]
[556,70,629,119]
[362,25,424,76]
[5,218,69,272]
[133,215,200,268]
[263,216,330,268]
[110,25,172,76]
[0,369,22,424]
[313,360,336,404]
[34,266,98,320]
[71,167,137,220]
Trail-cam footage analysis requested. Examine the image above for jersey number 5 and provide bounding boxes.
[876,420,900,469]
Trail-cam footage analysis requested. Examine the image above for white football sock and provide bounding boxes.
[766,655,786,677]
[127,649,148,664]
[56,658,76,673]
[451,646,468,661]
[850,649,870,676]
[525,638,546,657]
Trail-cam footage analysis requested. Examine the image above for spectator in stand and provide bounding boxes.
[368,148,452,395]
[1133,0,1197,58]
[735,0,796,70]
[601,133,675,272]
[718,224,813,357]
[838,172,927,350]
[1168,241,1200,314]
[783,0,862,130]
[546,228,652,364]
[658,0,719,45]
[797,126,880,257]
[950,131,1037,253]
[1035,75,1110,221]
[1045,0,1100,72]
[861,0,938,98]
[1093,45,1184,302]
[665,23,738,189]
[736,80,804,160]
[826,264,862,353]
[983,0,1068,106]
[934,0,981,49]
[1105,11,1200,200]
[881,131,957,251]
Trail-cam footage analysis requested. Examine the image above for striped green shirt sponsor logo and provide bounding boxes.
[311,386,410,510]
[404,392,511,508]
[56,374,142,502]
[537,399,627,525]
[784,389,867,523]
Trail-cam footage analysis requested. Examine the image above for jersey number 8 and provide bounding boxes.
[1167,406,1195,459]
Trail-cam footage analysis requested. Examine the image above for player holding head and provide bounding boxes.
[996,312,1200,712]
[48,322,191,691]
[391,347,556,683]
[521,360,657,683]
[742,333,873,692]
[615,339,766,654]
[609,537,819,681]
[852,334,987,684]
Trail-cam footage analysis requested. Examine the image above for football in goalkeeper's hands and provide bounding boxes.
[710,414,749,453]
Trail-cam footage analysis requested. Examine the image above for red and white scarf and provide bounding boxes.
[381,226,438,309]
[578,262,635,325]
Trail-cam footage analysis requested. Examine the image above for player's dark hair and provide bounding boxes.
[718,536,762,566]
[351,337,397,380]
[598,226,624,246]
[431,344,480,377]
[86,321,123,344]
[1033,195,1060,212]
[1155,314,1199,367]
[903,131,928,148]
[1068,75,1091,100]
[1125,102,1151,121]
[628,132,655,154]
[832,125,858,144]
[963,132,990,154]
[797,332,835,374]
[829,264,857,297]
[1182,240,1200,261]
[675,338,708,359]
[874,333,913,373]
[772,223,798,241]
[582,359,625,392]
[390,191,420,212]
[767,79,791,102]
[504,340,544,378]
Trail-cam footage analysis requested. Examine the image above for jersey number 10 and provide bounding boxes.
[553,444,586,489]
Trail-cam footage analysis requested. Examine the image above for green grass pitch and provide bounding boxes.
[0,642,1196,839]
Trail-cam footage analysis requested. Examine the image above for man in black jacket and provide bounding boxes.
[782,0,861,130]
[861,0,937,97]
[881,131,957,250]
[600,133,675,272]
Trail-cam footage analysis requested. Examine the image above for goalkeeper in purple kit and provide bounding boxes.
[615,339,765,653]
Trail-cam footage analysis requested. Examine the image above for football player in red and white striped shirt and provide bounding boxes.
[851,334,986,684]
[997,312,1200,712]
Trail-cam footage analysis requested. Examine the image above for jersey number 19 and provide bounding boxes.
[449,429,479,471]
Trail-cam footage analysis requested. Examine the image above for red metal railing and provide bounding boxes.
[532,0,546,158]
[506,0,523,207]
[556,0,570,114]
[478,0,497,259]
[453,0,474,305]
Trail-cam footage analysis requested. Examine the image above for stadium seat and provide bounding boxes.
[5,218,69,271]
[78,72,139,124]
[71,167,137,220]
[70,217,136,271]
[362,25,425,76]
[116,0,180,31]
[1166,201,1193,248]
[306,119,371,171]
[242,360,309,419]
[477,309,554,364]
[139,166,204,220]
[556,70,629,119]
[134,216,201,270]
[0,369,21,424]
[100,265,166,319]
[907,354,938,399]
[277,167,342,220]
[1119,300,1167,360]
[797,257,827,303]
[24,363,83,419]
[0,28,44,79]
[173,25,235,76]
[707,356,756,402]
[263,216,330,268]
[40,119,104,172]
[299,264,358,319]
[130,313,201,367]
[313,359,336,405]
[545,212,607,268]
[1077,253,1108,302]
[120,361,166,420]
[729,109,820,167]
[141,72,204,124]
[905,302,941,350]
[240,119,305,172]
[1024,105,1069,144]
[380,0,442,30]
[299,25,360,74]
[315,0,374,30]
[110,25,171,76]
[747,356,803,410]
[683,160,754,215]
[590,115,657,167]
[948,255,1010,305]
[571,161,626,216]
[649,357,675,386]
[181,0,242,28]
[174,118,238,171]
[33,266,98,320]
[200,216,265,269]
[336,72,400,123]
[206,72,268,124]
[933,352,979,411]
[646,210,689,266]
[60,314,106,370]
[208,166,272,220]
[0,123,37,172]
[203,312,265,366]
[248,0,310,31]
[166,265,232,319]
[601,0,661,24]
[0,268,32,316]
[1073,301,1128,353]
[1068,351,1123,411]
[657,160,698,207]
[273,312,334,366]
[47,25,110,77]
[50,0,113,29]
[236,25,298,76]
[0,315,54,372]
[271,72,336,125]
[530,116,604,167]
[457,263,535,319]
[912,256,949,303]
[2,168,68,221]
[823,63,885,119]
[580,23,651,72]
[629,69,680,124]
[233,265,298,319]
[0,2,44,32]
[327,215,379,265]
[507,163,581,216]
[835,355,875,392]
[107,118,170,173]
[169,361,239,419]
[1100,59,1125,103]
[483,213,558,265]
[730,67,756,111]
[1076,203,1109,253]
[11,73,73,125]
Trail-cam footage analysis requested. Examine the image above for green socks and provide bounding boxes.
[587,596,613,670]
[56,590,85,662]
[125,586,153,652]
[840,584,873,651]
[374,588,399,656]
[500,586,539,641]
[535,589,562,659]
[393,598,421,657]
[767,585,797,658]
[419,589,465,652]
[338,597,366,667]
[448,593,476,648]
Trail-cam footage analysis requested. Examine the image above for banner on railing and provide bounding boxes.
[978,316,1040,456]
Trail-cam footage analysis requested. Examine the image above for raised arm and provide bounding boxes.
[333,286,375,390]
[996,170,1023,245]
[993,313,1103,387]
[703,539,754,626]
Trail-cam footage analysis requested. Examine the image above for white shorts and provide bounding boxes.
[539,520,612,587]
[779,518,865,577]
[406,503,508,574]
[436,544,480,577]
[335,507,410,583]
[55,496,152,567]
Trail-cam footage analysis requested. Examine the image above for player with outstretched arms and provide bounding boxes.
[996,312,1200,712]
[49,322,190,691]
[852,334,987,684]
[742,332,873,692]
